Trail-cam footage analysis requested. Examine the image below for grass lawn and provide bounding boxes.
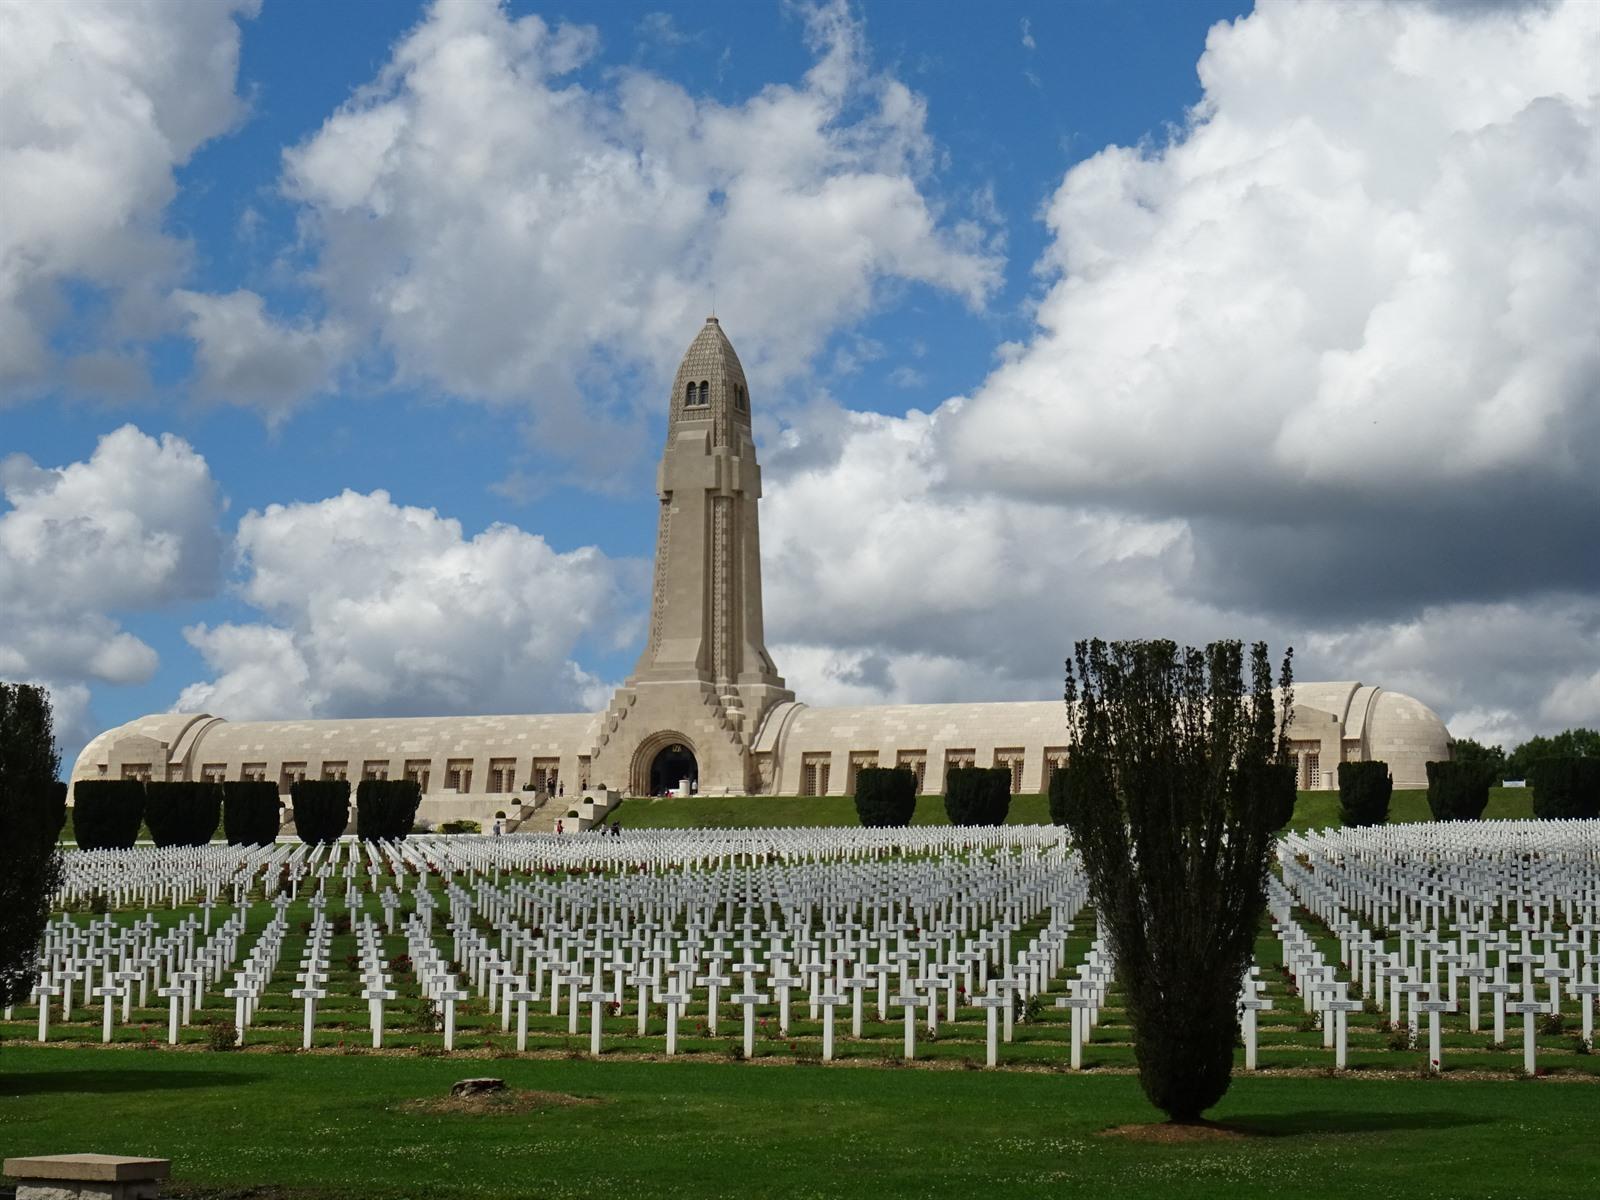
[608,788,1533,831]
[2,1045,1597,1200]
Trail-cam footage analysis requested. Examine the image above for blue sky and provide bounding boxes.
[3,0,1598,769]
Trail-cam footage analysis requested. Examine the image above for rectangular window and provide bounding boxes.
[487,758,516,793]
[280,762,307,792]
[801,753,831,797]
[241,762,267,783]
[895,750,927,794]
[362,760,389,781]
[445,759,473,792]
[404,760,431,792]
[1307,754,1321,788]
[321,761,348,782]
[944,748,976,771]
[994,748,1025,795]
[121,763,152,782]
[200,763,227,784]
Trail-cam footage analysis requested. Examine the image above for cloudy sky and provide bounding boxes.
[2,0,1597,770]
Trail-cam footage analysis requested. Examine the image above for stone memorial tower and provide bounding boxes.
[585,317,793,796]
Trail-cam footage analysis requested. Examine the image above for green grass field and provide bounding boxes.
[2,1046,1597,1199]
[607,787,1534,831]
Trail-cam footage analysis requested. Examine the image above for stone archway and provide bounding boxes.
[631,732,698,797]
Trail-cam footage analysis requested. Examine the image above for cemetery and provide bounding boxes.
[6,816,1600,1197]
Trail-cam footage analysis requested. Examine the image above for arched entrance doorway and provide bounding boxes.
[648,743,698,796]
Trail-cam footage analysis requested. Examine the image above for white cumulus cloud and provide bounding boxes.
[176,489,632,721]
[0,0,256,389]
[274,0,999,454]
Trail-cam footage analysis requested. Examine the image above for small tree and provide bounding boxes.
[1425,760,1492,821]
[1065,638,1292,1123]
[944,766,1011,826]
[356,778,423,841]
[144,781,223,847]
[73,779,146,849]
[1338,760,1393,827]
[853,767,916,827]
[0,682,65,1009]
[291,779,350,844]
[1529,757,1600,820]
[223,781,283,846]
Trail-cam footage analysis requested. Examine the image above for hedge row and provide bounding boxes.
[1425,760,1493,821]
[290,780,350,845]
[852,767,916,827]
[1528,756,1600,820]
[223,781,282,846]
[71,779,146,850]
[944,766,1011,826]
[144,782,222,847]
[357,778,422,842]
[1338,760,1392,827]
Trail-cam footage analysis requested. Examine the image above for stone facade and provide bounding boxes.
[71,318,1453,803]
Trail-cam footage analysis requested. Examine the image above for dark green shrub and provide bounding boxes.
[144,781,222,846]
[853,766,916,827]
[291,779,350,844]
[1047,764,1074,826]
[356,778,422,842]
[1425,760,1492,821]
[944,766,1011,826]
[0,779,66,1007]
[1529,757,1600,820]
[439,818,481,834]
[72,779,145,849]
[1338,760,1393,827]
[223,781,282,845]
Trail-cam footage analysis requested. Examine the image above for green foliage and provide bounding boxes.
[143,781,223,846]
[852,766,916,827]
[1425,760,1493,821]
[1528,756,1600,820]
[356,778,423,841]
[1338,760,1393,827]
[1046,766,1073,826]
[943,766,1011,826]
[223,781,282,845]
[72,779,146,849]
[0,681,61,796]
[291,779,350,844]
[1064,637,1293,1123]
[0,780,65,1007]
[1505,728,1600,782]
[1450,738,1507,785]
[439,818,482,834]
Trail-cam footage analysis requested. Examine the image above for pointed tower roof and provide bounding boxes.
[673,316,747,391]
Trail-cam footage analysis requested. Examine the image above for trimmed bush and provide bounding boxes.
[944,766,1011,826]
[1529,756,1600,820]
[1338,760,1393,827]
[72,779,145,849]
[291,779,350,844]
[853,766,916,827]
[144,781,222,847]
[439,818,481,835]
[1425,760,1492,821]
[223,781,282,846]
[356,778,422,842]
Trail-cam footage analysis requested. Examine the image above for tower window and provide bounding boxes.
[685,381,709,407]
[735,384,746,411]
